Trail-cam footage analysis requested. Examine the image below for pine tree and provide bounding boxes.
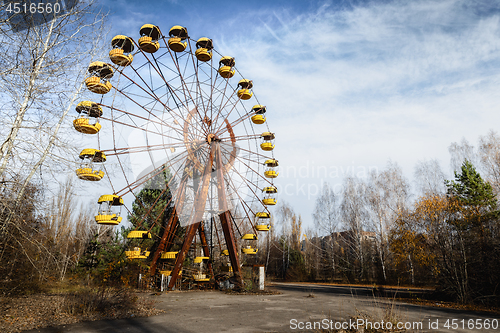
[124,166,176,251]
[444,160,500,305]
[445,160,498,227]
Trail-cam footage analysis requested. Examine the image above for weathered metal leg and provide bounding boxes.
[167,147,214,290]
[149,211,178,276]
[167,220,201,290]
[164,221,179,251]
[150,161,192,281]
[214,143,243,289]
[198,222,214,277]
[219,210,243,289]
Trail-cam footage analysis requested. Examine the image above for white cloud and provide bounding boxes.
[93,0,500,229]
[214,0,500,226]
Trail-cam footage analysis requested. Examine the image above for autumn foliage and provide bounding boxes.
[390,161,500,305]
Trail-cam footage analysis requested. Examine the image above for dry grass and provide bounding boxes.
[317,295,411,332]
[0,288,163,333]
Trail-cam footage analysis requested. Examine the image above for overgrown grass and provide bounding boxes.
[62,287,138,317]
[317,294,411,332]
[0,285,161,333]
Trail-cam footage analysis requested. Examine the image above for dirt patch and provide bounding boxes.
[0,291,163,333]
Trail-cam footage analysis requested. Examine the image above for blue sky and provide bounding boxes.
[96,0,500,229]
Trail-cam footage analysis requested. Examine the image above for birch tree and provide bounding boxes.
[312,182,339,278]
[0,0,108,291]
[366,162,409,283]
[449,138,476,174]
[0,0,107,233]
[340,176,368,280]
[414,159,446,196]
[478,131,500,194]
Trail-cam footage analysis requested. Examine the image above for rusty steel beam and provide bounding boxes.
[198,222,214,277]
[214,142,243,289]
[149,162,191,277]
[149,210,178,276]
[167,146,214,290]
[164,221,179,252]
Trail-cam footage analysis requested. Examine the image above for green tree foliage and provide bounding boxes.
[446,160,497,220]
[124,166,175,252]
[442,160,500,305]
[391,161,500,303]
[75,230,130,286]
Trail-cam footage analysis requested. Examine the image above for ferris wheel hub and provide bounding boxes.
[206,133,220,144]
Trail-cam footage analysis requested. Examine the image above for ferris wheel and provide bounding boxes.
[73,24,279,289]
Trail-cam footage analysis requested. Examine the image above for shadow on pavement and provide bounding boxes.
[24,316,190,333]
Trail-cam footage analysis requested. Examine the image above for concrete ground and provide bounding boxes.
[25,282,500,333]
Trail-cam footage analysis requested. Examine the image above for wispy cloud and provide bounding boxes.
[98,0,500,224]
[213,0,500,221]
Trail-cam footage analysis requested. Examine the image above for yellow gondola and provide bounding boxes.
[241,232,258,255]
[241,234,258,240]
[262,186,277,206]
[260,132,275,151]
[161,251,178,259]
[139,24,161,53]
[127,230,151,239]
[109,35,134,66]
[255,212,271,231]
[218,56,235,78]
[73,101,103,134]
[237,79,253,100]
[125,247,140,259]
[193,256,210,281]
[263,198,277,205]
[264,159,279,178]
[242,247,258,255]
[251,105,266,124]
[168,25,188,52]
[195,37,213,62]
[193,274,210,281]
[85,61,113,94]
[160,270,182,276]
[255,225,270,231]
[194,256,210,264]
[76,148,106,181]
[95,194,124,225]
[125,247,150,259]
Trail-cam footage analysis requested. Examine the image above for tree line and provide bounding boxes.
[0,0,112,294]
[259,132,500,307]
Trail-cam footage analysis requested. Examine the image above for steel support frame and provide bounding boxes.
[215,143,243,289]
[149,164,191,276]
[167,146,214,290]
[198,221,214,277]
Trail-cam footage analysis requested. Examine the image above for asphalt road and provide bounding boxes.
[24,282,500,333]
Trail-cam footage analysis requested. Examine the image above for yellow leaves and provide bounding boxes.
[414,195,449,219]
[389,194,449,270]
[120,276,128,286]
